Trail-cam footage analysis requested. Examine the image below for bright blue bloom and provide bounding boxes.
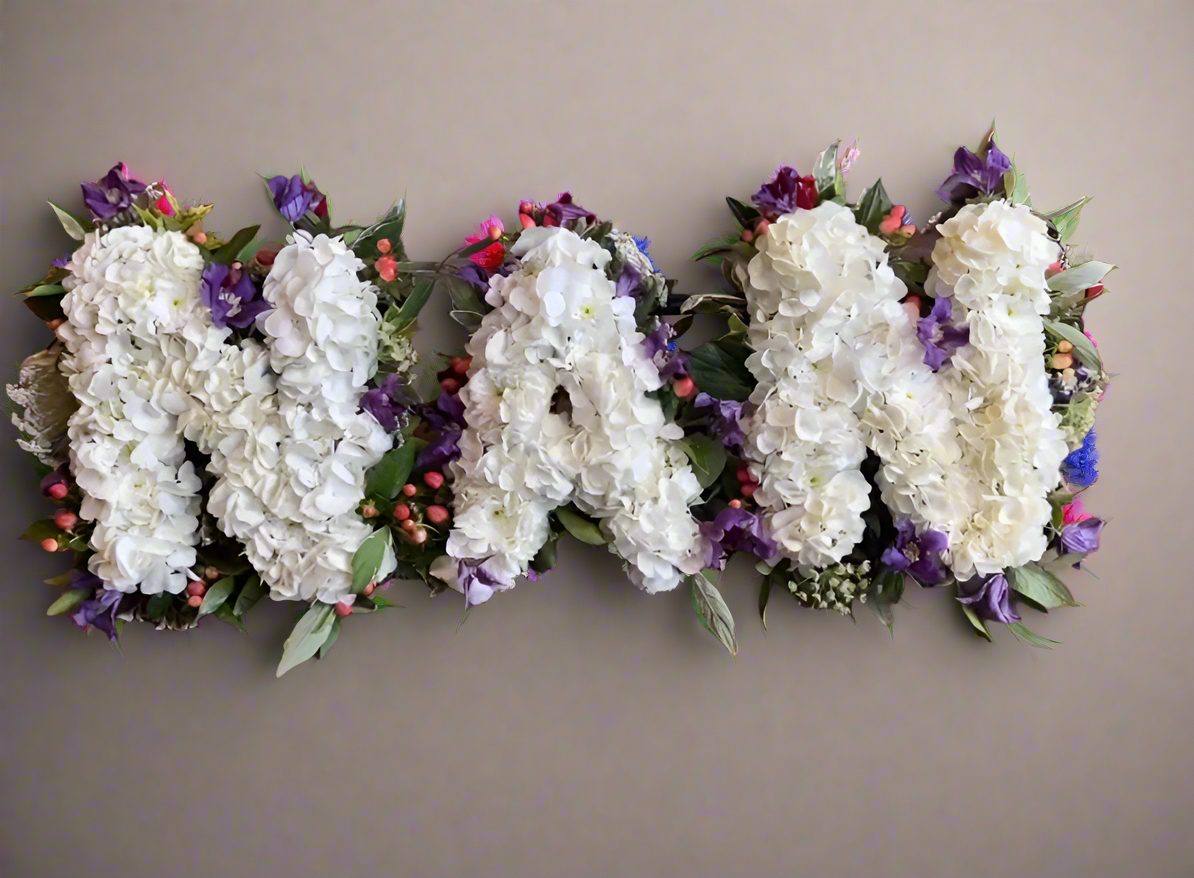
[633,235,657,269]
[1061,429,1099,487]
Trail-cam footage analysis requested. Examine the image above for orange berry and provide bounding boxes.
[412,528,428,545]
[376,238,392,254]
[363,582,375,597]
[187,594,203,608]
[402,483,417,497]
[672,376,696,398]
[728,499,743,509]
[40,537,58,552]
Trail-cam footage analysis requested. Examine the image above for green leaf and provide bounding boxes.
[758,575,771,631]
[458,236,500,259]
[351,528,393,593]
[277,603,336,677]
[318,617,342,658]
[690,228,745,263]
[449,309,484,331]
[555,506,608,546]
[813,140,840,200]
[854,178,893,235]
[726,314,749,337]
[677,434,727,490]
[370,595,399,610]
[1043,318,1102,373]
[960,604,993,642]
[726,197,761,228]
[395,278,434,323]
[408,352,450,404]
[1008,562,1081,610]
[144,592,172,620]
[19,519,60,544]
[48,201,89,241]
[691,570,737,656]
[43,571,74,588]
[366,441,421,500]
[1047,261,1113,294]
[1045,197,1090,242]
[196,541,253,576]
[232,575,266,617]
[685,340,755,402]
[23,294,66,322]
[210,225,261,265]
[26,283,65,298]
[1005,165,1031,206]
[530,531,560,573]
[197,575,235,618]
[679,291,748,317]
[214,602,248,633]
[236,236,264,263]
[353,200,407,259]
[1007,621,1058,649]
[46,588,90,616]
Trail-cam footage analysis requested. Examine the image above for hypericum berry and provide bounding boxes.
[423,471,445,490]
[755,219,770,236]
[519,214,536,230]
[728,499,743,509]
[740,229,754,243]
[451,356,472,375]
[334,601,353,618]
[53,510,77,531]
[411,528,428,545]
[672,376,696,398]
[186,594,203,608]
[394,504,411,521]
[488,225,502,241]
[363,581,376,597]
[376,238,392,254]
[362,504,379,519]
[47,318,65,331]
[735,465,751,483]
[400,519,417,534]
[40,537,58,552]
[440,377,460,395]
[186,581,207,597]
[741,482,758,499]
[402,483,417,497]
[1046,261,1062,277]
[47,483,68,500]
[204,566,220,581]
[426,505,449,525]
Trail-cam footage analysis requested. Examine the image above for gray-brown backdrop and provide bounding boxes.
[2,1,1190,876]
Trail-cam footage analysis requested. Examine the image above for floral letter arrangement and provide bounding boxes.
[9,127,1109,673]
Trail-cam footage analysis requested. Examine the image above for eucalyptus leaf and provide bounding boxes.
[43,572,74,588]
[853,178,893,235]
[1043,318,1102,373]
[1007,621,1058,649]
[48,201,88,241]
[276,603,336,677]
[351,528,393,593]
[232,575,266,617]
[19,519,60,544]
[1008,562,1081,610]
[197,576,235,618]
[214,602,248,633]
[555,506,607,546]
[318,617,342,658]
[396,278,434,322]
[678,434,727,489]
[449,309,484,331]
[1045,197,1090,242]
[690,229,745,262]
[1047,261,1113,294]
[684,340,754,402]
[679,292,748,316]
[691,571,737,656]
[46,588,90,616]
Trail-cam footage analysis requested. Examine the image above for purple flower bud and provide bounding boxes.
[266,174,324,224]
[956,573,1020,625]
[1060,517,1104,555]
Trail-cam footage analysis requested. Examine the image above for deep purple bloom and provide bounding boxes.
[458,559,506,607]
[458,261,491,293]
[200,263,270,330]
[542,192,595,227]
[80,163,148,220]
[700,506,778,570]
[881,518,949,585]
[416,425,462,471]
[1061,516,1104,555]
[956,573,1020,625]
[752,166,817,219]
[361,373,408,433]
[916,296,970,371]
[615,263,643,298]
[693,392,746,452]
[935,144,1012,203]
[69,579,123,642]
[1061,430,1099,488]
[266,174,325,223]
[642,321,672,359]
[52,251,73,269]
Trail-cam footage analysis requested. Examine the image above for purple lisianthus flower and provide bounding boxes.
[1061,430,1099,488]
[615,263,643,298]
[935,144,1012,203]
[752,166,817,219]
[266,174,325,224]
[642,320,672,359]
[69,577,124,642]
[200,263,270,330]
[81,162,148,220]
[457,261,491,293]
[458,559,506,607]
[1061,516,1105,556]
[916,296,970,371]
[360,373,407,433]
[881,518,949,585]
[693,392,746,452]
[956,573,1020,625]
[52,251,74,269]
[542,192,595,227]
[700,506,778,570]
[642,321,688,381]
[416,425,461,471]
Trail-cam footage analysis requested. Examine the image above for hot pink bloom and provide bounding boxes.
[465,214,505,272]
[1062,496,1094,525]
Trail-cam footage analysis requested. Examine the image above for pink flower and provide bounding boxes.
[155,194,175,217]
[1062,496,1094,525]
[465,214,505,272]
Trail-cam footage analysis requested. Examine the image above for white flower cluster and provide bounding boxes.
[927,200,1068,578]
[438,226,706,601]
[742,202,920,567]
[57,226,220,594]
[194,233,396,604]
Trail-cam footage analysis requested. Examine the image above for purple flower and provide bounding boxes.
[69,580,124,642]
[642,321,673,359]
[693,393,746,452]
[52,251,73,269]
[542,192,595,227]
[881,518,949,585]
[457,261,491,293]
[1061,516,1104,556]
[80,162,148,220]
[752,166,817,219]
[200,263,270,330]
[936,144,1012,203]
[266,174,325,224]
[416,425,461,471]
[361,373,408,433]
[458,559,506,607]
[615,263,643,298]
[956,573,1020,625]
[700,506,777,570]
[916,296,970,371]
[642,321,687,380]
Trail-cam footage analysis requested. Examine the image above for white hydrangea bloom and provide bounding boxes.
[442,226,706,601]
[928,200,1068,578]
[56,227,211,594]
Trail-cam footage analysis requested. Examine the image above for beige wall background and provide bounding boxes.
[2,1,1191,875]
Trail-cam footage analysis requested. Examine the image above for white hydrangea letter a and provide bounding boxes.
[441,227,707,603]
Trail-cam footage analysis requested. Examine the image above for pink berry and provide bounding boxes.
[755,219,770,236]
[1046,261,1063,277]
[1086,283,1103,298]
[187,594,203,608]
[402,483,417,497]
[376,255,398,283]
[736,466,751,483]
[376,238,392,254]
[488,225,502,241]
[423,471,445,490]
[53,511,77,531]
[412,528,428,545]
[451,356,472,375]
[47,318,65,331]
[741,482,758,498]
[740,229,754,243]
[728,499,742,509]
[362,504,378,519]
[400,519,417,533]
[48,483,68,500]
[363,582,375,597]
[673,376,696,399]
[519,201,535,215]
[186,581,207,597]
[394,504,411,521]
[519,214,536,230]
[334,601,353,617]
[426,504,449,524]
[440,377,460,394]
[204,566,220,581]
[40,537,58,552]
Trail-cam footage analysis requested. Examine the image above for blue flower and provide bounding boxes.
[1061,429,1099,487]
[633,235,657,270]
